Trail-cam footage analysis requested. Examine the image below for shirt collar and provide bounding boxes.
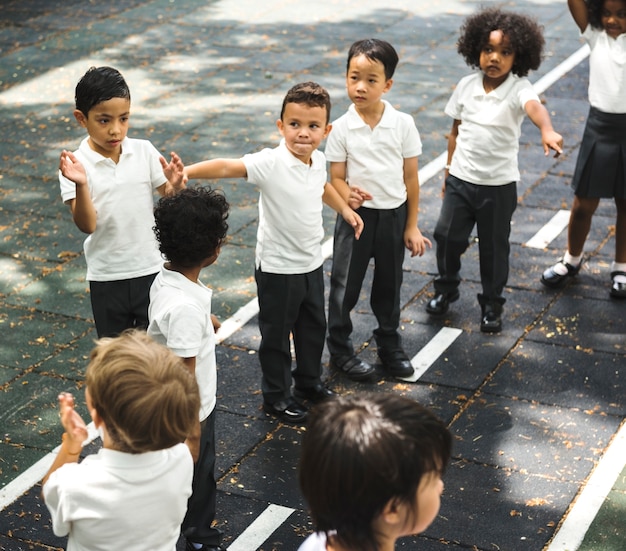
[346,99,397,129]
[78,136,133,164]
[277,139,323,169]
[472,71,517,100]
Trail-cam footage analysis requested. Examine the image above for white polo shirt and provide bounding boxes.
[324,100,422,210]
[584,25,626,114]
[43,443,193,551]
[148,266,217,421]
[243,140,326,274]
[446,72,539,186]
[59,137,165,281]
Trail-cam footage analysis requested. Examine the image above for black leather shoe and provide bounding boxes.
[377,347,414,377]
[480,306,502,333]
[330,355,376,381]
[262,398,308,424]
[294,383,338,404]
[426,289,460,315]
[610,271,626,299]
[541,258,583,288]
[185,541,224,551]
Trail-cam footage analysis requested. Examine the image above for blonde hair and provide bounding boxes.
[86,330,199,453]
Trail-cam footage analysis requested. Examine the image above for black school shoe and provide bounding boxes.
[262,398,308,424]
[293,383,337,404]
[330,354,376,381]
[377,347,414,378]
[426,289,460,315]
[541,258,583,288]
[610,271,626,299]
[480,304,502,333]
[185,541,224,551]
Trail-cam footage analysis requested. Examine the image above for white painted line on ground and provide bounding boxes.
[533,44,590,94]
[546,421,626,551]
[0,423,98,510]
[525,209,571,249]
[399,327,463,383]
[419,151,447,185]
[1,41,601,551]
[227,504,295,551]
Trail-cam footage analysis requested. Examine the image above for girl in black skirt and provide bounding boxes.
[541,0,626,298]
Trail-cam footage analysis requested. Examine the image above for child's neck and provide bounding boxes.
[354,100,385,129]
[165,262,201,283]
[482,72,509,93]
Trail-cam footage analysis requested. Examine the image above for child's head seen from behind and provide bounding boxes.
[457,8,545,77]
[153,186,229,269]
[299,393,452,551]
[86,330,200,454]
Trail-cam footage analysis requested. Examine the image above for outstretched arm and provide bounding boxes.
[323,182,364,240]
[568,0,588,32]
[42,392,88,490]
[184,158,248,181]
[403,156,432,257]
[525,99,564,157]
[59,150,97,234]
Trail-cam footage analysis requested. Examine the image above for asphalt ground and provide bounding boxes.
[0,0,625,550]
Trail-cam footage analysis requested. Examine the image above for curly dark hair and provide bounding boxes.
[587,0,611,30]
[153,186,229,268]
[457,7,545,77]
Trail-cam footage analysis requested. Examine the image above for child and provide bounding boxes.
[325,38,431,382]
[181,82,363,424]
[58,66,185,338]
[147,186,229,551]
[426,8,563,332]
[541,0,626,298]
[298,393,452,551]
[42,330,200,551]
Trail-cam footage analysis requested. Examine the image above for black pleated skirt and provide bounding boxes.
[572,107,626,199]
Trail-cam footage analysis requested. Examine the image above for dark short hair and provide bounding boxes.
[347,38,399,80]
[299,393,452,551]
[153,186,229,268]
[457,8,545,77]
[280,81,331,124]
[74,66,131,116]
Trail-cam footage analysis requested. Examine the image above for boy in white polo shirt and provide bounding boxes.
[148,186,229,551]
[426,8,562,332]
[58,66,185,338]
[182,82,363,424]
[326,39,431,382]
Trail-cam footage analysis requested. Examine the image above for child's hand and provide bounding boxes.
[58,392,88,451]
[341,206,364,240]
[211,314,221,332]
[160,151,185,189]
[542,130,563,158]
[347,185,373,210]
[59,150,87,187]
[404,227,432,257]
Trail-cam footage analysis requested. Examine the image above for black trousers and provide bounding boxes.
[182,409,221,546]
[89,273,157,337]
[255,266,326,403]
[327,203,407,357]
[433,175,517,304]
